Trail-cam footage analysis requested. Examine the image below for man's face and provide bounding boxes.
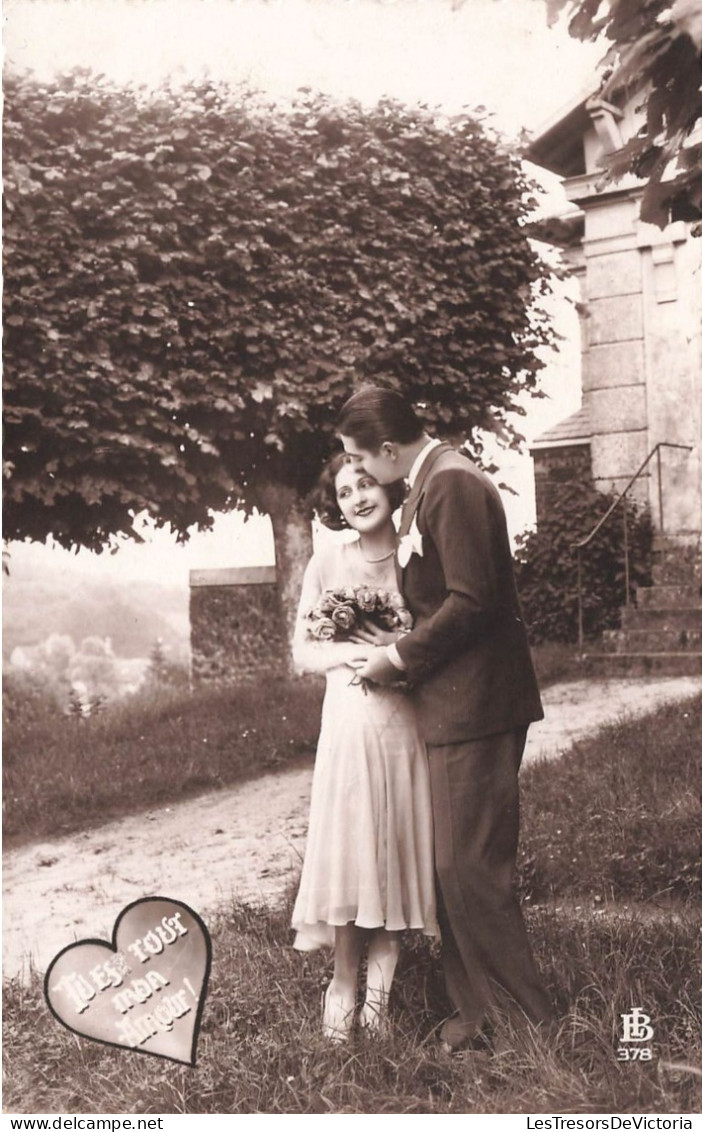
[338,434,398,485]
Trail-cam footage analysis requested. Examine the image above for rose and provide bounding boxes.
[331,603,357,632]
[375,604,413,631]
[308,617,336,641]
[355,588,378,613]
[318,591,346,615]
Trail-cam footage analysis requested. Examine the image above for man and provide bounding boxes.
[337,385,553,1051]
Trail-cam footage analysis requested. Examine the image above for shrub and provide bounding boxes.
[145,638,190,689]
[2,670,62,731]
[515,481,654,644]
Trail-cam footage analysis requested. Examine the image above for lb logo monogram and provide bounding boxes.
[44,897,211,1065]
[617,1007,654,1061]
[621,1007,654,1042]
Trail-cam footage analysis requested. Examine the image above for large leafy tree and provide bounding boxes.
[543,0,702,229]
[4,70,556,625]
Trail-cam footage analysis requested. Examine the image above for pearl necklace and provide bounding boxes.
[356,543,395,564]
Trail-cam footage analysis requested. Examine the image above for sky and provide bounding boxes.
[4,0,603,585]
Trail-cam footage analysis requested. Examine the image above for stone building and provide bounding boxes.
[526,87,702,674]
[527,87,702,546]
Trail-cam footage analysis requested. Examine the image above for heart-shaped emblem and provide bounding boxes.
[44,897,211,1065]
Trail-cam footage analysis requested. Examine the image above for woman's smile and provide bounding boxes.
[334,464,392,532]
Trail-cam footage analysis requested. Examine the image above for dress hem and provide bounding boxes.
[293,920,437,952]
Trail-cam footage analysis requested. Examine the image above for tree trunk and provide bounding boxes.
[256,482,313,674]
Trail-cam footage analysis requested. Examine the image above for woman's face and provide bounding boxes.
[334,463,393,534]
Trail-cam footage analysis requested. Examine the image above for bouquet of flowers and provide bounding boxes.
[306,586,413,642]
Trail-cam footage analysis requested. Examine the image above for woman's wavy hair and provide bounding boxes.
[310,452,406,531]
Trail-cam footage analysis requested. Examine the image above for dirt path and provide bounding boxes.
[4,675,701,981]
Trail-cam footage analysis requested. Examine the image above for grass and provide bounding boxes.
[4,686,701,1114]
[518,694,701,905]
[3,676,324,847]
[4,900,701,1114]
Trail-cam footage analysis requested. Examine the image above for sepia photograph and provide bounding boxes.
[3,0,702,1118]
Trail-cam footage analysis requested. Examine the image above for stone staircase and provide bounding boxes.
[586,543,702,677]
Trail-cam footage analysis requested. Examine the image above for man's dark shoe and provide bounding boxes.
[439,1013,491,1055]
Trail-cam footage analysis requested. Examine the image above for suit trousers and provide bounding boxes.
[427,727,553,1033]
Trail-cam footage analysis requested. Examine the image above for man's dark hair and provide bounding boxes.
[337,386,423,451]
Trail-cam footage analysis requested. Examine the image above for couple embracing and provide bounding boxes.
[290,386,553,1051]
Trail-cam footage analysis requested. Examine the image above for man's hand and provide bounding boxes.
[349,620,398,647]
[354,647,404,686]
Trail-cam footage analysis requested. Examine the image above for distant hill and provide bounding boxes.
[3,565,189,661]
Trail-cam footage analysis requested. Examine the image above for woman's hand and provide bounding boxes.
[340,641,373,668]
[349,620,399,648]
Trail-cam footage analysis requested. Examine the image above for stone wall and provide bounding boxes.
[564,125,702,539]
[189,566,287,684]
[577,200,701,531]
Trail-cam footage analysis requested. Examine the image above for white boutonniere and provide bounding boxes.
[397,516,423,569]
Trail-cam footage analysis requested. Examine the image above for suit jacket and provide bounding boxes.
[395,443,543,745]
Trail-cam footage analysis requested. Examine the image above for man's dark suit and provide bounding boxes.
[394,442,553,1036]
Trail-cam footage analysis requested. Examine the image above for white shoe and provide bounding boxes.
[358,996,389,1035]
[322,986,355,1043]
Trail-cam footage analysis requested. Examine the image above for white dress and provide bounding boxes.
[291,538,436,949]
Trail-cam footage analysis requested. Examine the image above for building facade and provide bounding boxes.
[528,89,702,546]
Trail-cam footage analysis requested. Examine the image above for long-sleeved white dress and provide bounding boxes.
[291,538,436,949]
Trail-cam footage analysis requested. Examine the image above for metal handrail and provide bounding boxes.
[574,441,693,652]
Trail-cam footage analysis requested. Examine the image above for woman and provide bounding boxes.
[291,454,436,1042]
